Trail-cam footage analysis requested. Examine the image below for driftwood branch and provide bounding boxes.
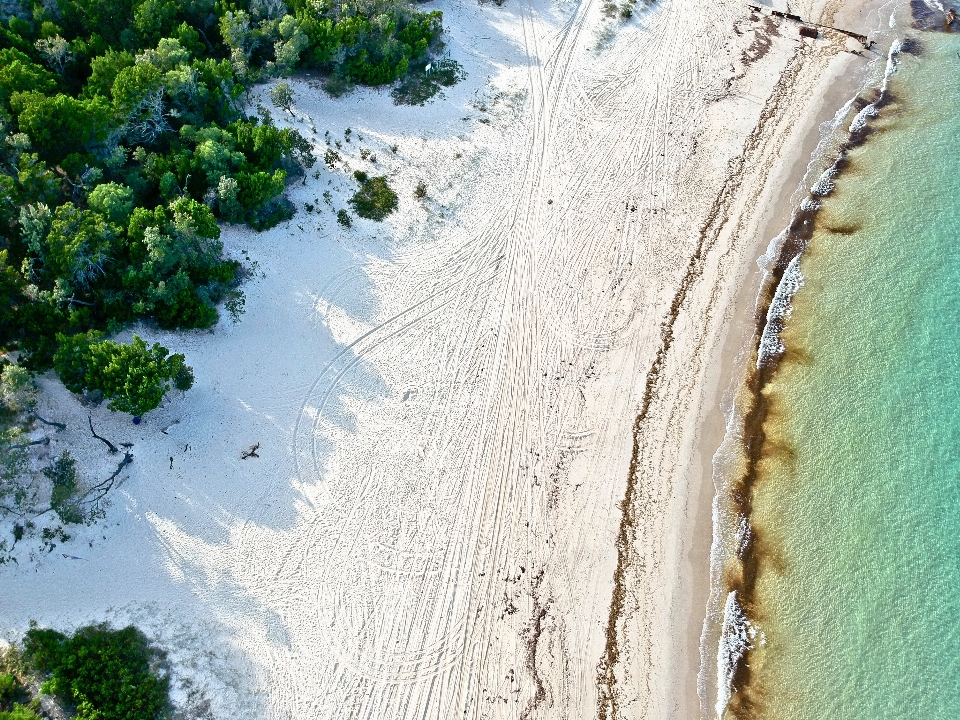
[241,442,260,459]
[81,452,133,507]
[88,416,119,454]
[11,437,49,449]
[34,414,66,431]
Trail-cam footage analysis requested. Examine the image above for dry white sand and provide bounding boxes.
[1,0,878,717]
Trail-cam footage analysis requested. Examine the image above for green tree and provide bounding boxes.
[83,50,135,99]
[269,80,294,113]
[87,183,135,224]
[0,49,58,107]
[23,624,170,720]
[274,15,310,73]
[53,334,193,416]
[10,92,114,164]
[132,0,180,46]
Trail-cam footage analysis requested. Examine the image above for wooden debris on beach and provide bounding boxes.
[755,5,869,45]
[89,415,119,454]
[242,442,261,459]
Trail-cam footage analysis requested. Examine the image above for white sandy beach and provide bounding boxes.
[1,0,880,717]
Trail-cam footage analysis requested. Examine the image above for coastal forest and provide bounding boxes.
[0,0,445,386]
[0,0,454,552]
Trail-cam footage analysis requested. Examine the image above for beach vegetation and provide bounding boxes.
[349,175,398,221]
[391,57,466,106]
[0,0,454,415]
[16,624,171,720]
[53,333,193,416]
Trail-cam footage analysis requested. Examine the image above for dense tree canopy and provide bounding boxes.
[22,624,170,720]
[54,332,193,415]
[0,0,446,397]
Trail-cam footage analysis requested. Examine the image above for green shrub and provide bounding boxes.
[0,673,19,705]
[45,452,83,525]
[391,58,466,106]
[0,705,41,720]
[23,624,169,720]
[349,176,398,221]
[53,334,194,416]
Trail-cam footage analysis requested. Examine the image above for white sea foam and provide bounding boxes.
[756,255,804,368]
[850,41,903,134]
[849,103,880,134]
[715,590,760,718]
[734,514,752,557]
[810,166,838,197]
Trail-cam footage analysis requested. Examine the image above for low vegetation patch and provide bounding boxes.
[349,173,399,221]
[391,58,467,106]
[1,624,170,720]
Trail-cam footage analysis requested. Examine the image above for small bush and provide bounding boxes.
[0,673,20,705]
[270,82,295,113]
[0,705,41,719]
[414,181,427,200]
[349,176,399,221]
[44,452,83,525]
[392,59,467,106]
[336,209,352,227]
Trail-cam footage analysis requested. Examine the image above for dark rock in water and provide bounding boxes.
[911,0,956,31]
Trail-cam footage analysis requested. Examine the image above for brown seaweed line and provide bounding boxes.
[596,43,814,720]
[722,82,901,720]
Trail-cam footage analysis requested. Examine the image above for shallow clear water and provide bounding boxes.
[746,34,960,719]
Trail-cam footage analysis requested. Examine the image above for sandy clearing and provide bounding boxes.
[2,0,875,718]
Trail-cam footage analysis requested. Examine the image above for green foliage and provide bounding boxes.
[53,334,193,416]
[269,80,294,111]
[0,0,451,401]
[349,175,398,221]
[0,673,17,704]
[23,624,170,720]
[87,183,135,224]
[0,706,41,720]
[44,451,84,524]
[0,49,59,107]
[336,208,351,227]
[10,92,113,164]
[391,57,466,106]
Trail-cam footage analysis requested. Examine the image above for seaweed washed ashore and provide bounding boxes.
[711,35,918,720]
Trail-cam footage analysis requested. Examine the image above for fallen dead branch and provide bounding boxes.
[33,414,66,431]
[11,437,50,449]
[89,416,119,454]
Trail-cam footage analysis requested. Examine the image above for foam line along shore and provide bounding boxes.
[705,4,960,718]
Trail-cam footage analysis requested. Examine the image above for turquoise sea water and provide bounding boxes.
[744,33,960,719]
